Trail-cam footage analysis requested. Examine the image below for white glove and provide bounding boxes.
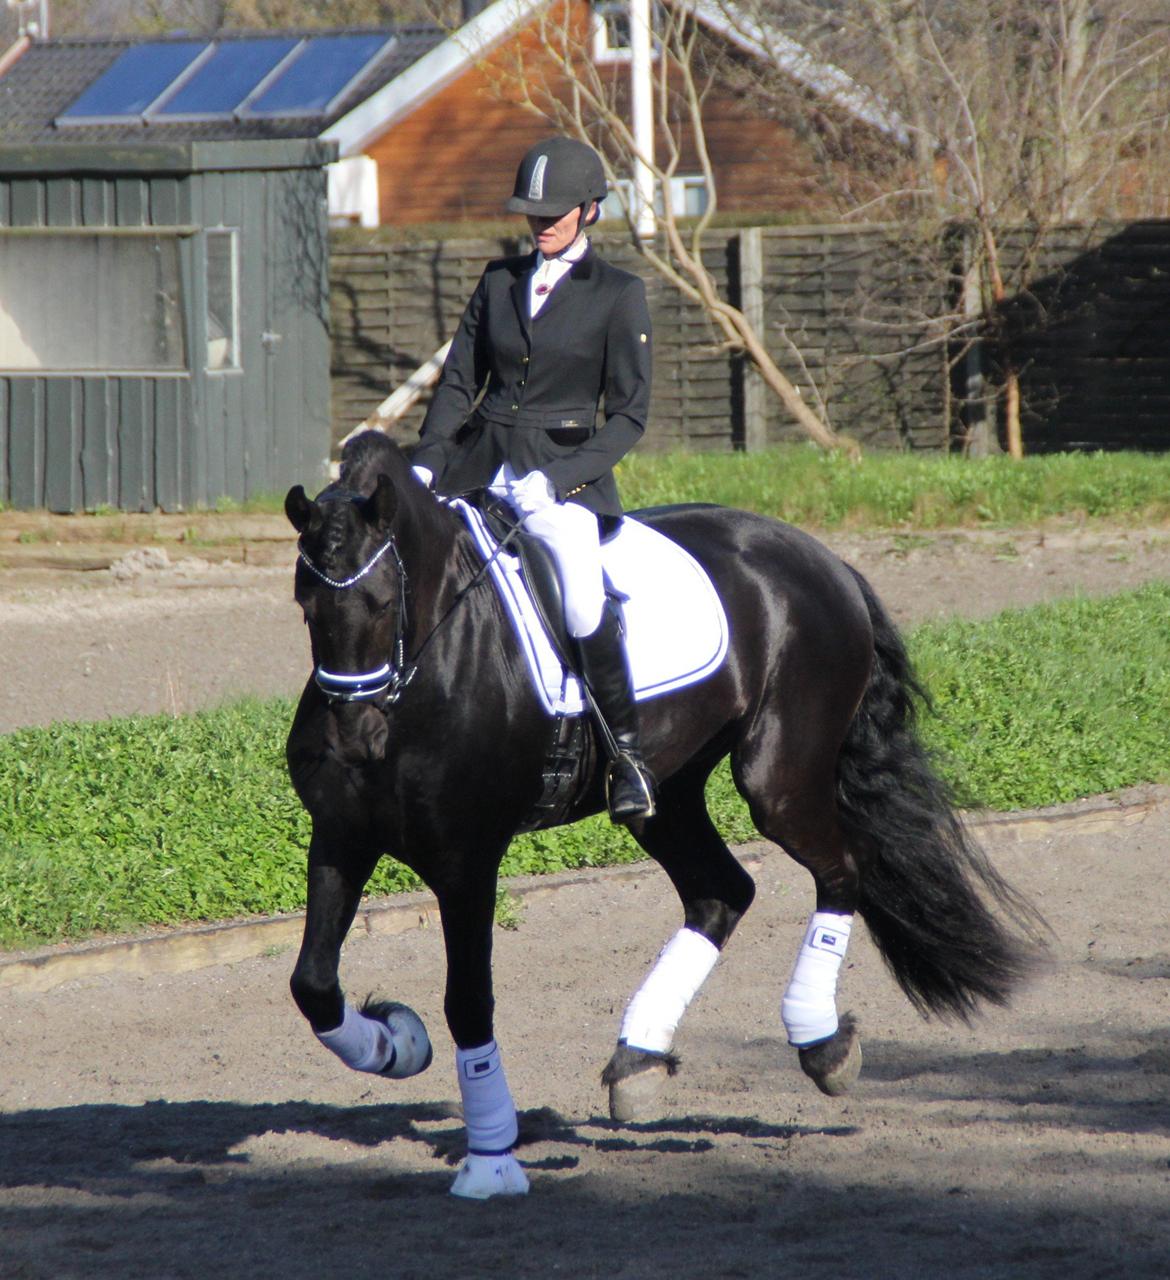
[511,470,557,515]
[411,465,434,489]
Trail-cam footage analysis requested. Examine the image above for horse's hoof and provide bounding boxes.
[361,999,433,1079]
[602,1042,680,1123]
[797,1012,862,1097]
[608,1064,670,1122]
[450,1152,530,1200]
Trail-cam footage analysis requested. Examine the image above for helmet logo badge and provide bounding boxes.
[527,154,548,201]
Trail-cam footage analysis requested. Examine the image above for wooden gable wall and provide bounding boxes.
[366,1,883,225]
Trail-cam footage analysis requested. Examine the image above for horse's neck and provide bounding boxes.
[404,502,499,642]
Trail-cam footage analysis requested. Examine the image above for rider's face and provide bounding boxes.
[527,202,597,256]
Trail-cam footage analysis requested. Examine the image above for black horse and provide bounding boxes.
[283,430,1041,1199]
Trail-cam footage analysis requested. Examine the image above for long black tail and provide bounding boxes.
[837,566,1045,1020]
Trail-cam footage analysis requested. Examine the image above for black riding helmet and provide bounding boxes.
[507,137,607,236]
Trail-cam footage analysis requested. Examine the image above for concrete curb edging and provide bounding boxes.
[0,795,1157,995]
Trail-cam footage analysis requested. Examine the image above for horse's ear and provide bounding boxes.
[284,484,321,534]
[366,473,397,530]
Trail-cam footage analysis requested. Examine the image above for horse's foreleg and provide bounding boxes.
[603,774,756,1121]
[436,879,529,1200]
[290,839,432,1079]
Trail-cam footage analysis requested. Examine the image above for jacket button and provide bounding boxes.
[511,403,519,411]
[518,379,525,387]
[521,355,530,364]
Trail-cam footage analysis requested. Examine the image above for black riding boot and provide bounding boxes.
[576,601,657,823]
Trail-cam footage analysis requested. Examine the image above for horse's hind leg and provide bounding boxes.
[289,833,433,1080]
[735,737,863,1098]
[603,763,757,1121]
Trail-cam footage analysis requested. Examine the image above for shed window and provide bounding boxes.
[0,232,186,373]
[205,230,240,371]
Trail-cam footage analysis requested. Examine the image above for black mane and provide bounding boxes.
[337,430,413,496]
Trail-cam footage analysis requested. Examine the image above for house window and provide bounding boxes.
[205,229,240,372]
[591,1,662,64]
[0,231,186,373]
[602,175,710,220]
[672,175,710,218]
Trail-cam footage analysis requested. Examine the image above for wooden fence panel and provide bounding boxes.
[327,220,1170,457]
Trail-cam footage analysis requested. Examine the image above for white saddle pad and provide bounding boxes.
[451,499,729,717]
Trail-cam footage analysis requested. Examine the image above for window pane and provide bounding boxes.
[247,35,392,116]
[0,234,186,372]
[156,39,299,117]
[60,43,207,119]
[603,7,632,49]
[682,181,709,217]
[205,231,239,371]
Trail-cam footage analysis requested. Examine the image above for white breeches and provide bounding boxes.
[492,465,606,637]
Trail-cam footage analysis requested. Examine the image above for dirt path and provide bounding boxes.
[1,792,1167,1279]
[2,519,1169,733]
[1,517,1167,1278]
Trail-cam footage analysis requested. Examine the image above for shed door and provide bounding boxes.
[196,168,329,505]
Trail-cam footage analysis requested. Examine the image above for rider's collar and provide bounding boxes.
[538,235,589,267]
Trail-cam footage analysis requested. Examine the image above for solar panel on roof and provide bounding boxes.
[59,42,207,120]
[154,37,299,118]
[244,34,395,116]
[55,31,400,129]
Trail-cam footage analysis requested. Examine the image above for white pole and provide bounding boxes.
[629,0,655,240]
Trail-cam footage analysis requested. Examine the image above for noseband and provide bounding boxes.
[296,535,416,705]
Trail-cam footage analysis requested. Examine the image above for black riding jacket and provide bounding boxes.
[413,246,652,517]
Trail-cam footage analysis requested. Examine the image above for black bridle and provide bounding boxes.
[296,497,524,707]
[297,534,417,705]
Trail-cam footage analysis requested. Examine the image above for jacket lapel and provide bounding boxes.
[509,252,537,340]
[531,247,594,326]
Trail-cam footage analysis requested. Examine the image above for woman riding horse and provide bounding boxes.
[284,428,1043,1200]
[410,135,657,825]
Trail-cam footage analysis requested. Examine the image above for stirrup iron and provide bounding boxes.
[606,751,657,822]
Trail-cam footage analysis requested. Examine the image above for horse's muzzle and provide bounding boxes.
[323,700,389,765]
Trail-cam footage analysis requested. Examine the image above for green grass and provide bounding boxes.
[617,447,1170,529]
[910,583,1170,809]
[3,583,1168,952]
[19,448,1170,531]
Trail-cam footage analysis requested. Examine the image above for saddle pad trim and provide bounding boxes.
[451,499,729,717]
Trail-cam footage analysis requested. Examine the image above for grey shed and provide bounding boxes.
[0,139,335,511]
